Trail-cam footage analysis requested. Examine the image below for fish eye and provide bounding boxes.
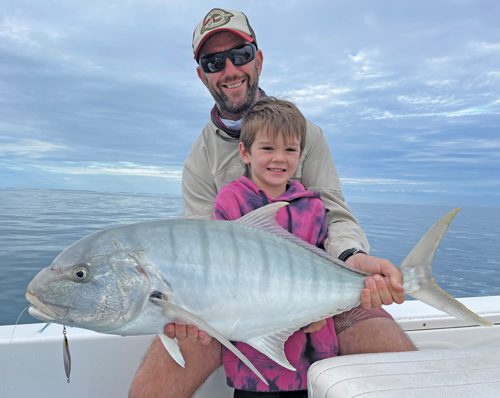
[72,265,90,282]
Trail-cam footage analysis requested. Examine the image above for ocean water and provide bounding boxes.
[1,188,499,326]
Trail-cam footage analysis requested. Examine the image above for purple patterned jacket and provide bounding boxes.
[213,176,339,392]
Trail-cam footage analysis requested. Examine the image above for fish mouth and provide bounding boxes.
[26,291,69,322]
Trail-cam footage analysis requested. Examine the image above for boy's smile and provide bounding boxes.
[239,130,301,199]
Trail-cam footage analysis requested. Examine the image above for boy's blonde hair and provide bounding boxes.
[240,97,306,153]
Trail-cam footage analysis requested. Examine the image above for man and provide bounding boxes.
[129,8,415,398]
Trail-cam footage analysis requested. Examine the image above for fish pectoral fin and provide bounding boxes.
[149,293,269,386]
[245,330,296,371]
[158,334,185,368]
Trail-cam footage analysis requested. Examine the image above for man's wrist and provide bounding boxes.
[338,248,367,262]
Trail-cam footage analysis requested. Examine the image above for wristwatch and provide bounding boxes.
[338,248,367,262]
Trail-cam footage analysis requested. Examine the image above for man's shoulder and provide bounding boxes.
[299,119,327,161]
[185,120,220,164]
[184,120,244,189]
[188,120,239,156]
[304,119,323,139]
[188,121,216,151]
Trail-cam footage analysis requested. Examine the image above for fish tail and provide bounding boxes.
[401,208,492,327]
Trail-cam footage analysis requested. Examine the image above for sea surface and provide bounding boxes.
[1,188,499,326]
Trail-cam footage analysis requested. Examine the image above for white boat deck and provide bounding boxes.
[1,296,499,398]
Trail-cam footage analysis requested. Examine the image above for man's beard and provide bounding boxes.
[209,68,260,119]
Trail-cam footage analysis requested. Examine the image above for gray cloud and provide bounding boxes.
[0,0,499,204]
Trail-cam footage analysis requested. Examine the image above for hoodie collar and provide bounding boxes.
[238,176,320,202]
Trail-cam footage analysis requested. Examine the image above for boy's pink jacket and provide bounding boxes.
[213,176,339,392]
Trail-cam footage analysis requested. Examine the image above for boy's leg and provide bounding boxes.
[129,336,221,398]
[334,306,417,354]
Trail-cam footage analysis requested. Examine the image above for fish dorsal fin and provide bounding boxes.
[237,201,289,229]
[149,292,269,385]
[244,330,297,371]
[237,202,367,276]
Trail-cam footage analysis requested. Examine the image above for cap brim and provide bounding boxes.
[194,28,255,60]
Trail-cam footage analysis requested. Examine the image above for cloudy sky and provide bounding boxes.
[1,0,499,207]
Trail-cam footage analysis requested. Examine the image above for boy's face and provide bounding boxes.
[239,129,301,199]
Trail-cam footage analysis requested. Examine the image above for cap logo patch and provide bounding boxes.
[201,9,234,34]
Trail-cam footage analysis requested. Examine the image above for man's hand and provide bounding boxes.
[164,323,212,346]
[346,253,405,309]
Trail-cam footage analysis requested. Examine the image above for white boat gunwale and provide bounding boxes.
[1,295,499,397]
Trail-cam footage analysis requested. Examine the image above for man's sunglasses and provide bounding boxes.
[199,43,257,74]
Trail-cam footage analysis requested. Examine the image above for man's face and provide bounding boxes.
[196,32,263,120]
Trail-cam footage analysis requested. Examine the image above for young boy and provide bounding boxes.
[213,97,339,397]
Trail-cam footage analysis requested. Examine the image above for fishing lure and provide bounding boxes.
[63,326,71,383]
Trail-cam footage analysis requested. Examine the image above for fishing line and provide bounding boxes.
[9,305,30,344]
[4,305,31,396]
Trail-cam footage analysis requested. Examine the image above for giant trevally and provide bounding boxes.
[26,203,492,384]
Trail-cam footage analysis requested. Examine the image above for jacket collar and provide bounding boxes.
[211,88,267,141]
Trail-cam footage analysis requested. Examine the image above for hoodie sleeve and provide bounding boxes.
[213,185,244,221]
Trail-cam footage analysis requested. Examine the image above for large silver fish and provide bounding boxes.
[26,203,492,384]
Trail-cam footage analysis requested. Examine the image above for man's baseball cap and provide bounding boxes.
[192,8,257,61]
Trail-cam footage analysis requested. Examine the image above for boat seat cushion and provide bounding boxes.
[308,347,500,397]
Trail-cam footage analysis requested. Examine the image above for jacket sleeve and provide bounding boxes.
[301,123,370,257]
[182,136,217,219]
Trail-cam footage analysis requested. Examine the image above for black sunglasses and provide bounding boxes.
[199,43,257,74]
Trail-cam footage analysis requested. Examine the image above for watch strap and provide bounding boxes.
[338,248,367,262]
